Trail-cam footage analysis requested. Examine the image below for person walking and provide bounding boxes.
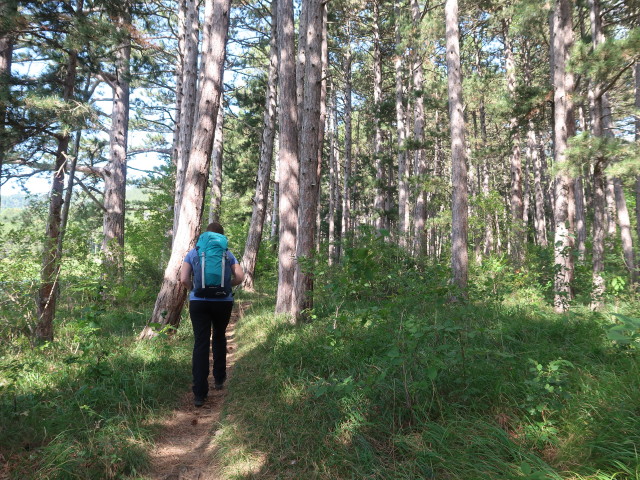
[180,221,244,407]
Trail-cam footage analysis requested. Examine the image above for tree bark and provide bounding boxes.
[208,101,224,223]
[271,150,280,243]
[102,12,131,278]
[528,123,547,246]
[411,0,426,256]
[445,0,468,295]
[395,5,409,249]
[592,161,606,308]
[292,0,323,321]
[275,0,299,315]
[173,0,200,238]
[35,45,79,342]
[552,0,576,313]
[140,0,230,338]
[613,178,637,283]
[589,0,615,306]
[342,31,353,244]
[328,87,339,264]
[503,19,524,265]
[0,0,16,205]
[242,0,278,292]
[574,176,587,261]
[635,63,640,252]
[372,0,385,232]
[316,0,328,252]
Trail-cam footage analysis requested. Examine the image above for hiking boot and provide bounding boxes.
[213,382,224,391]
[194,395,206,407]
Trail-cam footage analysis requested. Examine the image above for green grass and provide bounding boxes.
[1,241,639,479]
[0,284,194,479]
[215,272,640,479]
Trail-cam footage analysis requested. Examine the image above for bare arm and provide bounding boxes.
[231,263,245,286]
[180,261,193,291]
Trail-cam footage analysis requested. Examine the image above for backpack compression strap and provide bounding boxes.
[201,250,206,288]
[220,252,225,288]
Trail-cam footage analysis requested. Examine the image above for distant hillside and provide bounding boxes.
[0,188,149,211]
[0,193,44,210]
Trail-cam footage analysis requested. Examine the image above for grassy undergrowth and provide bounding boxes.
[1,236,638,479]
[216,249,639,479]
[0,286,194,479]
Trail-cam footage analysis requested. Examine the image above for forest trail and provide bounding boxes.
[144,303,247,480]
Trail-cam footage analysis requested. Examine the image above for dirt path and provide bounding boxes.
[144,304,246,480]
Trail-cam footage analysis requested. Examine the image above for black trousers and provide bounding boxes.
[189,300,233,397]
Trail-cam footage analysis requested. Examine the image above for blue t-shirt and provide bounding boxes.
[184,248,238,302]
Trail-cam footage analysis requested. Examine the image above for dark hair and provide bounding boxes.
[206,222,224,235]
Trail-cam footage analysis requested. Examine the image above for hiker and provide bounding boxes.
[180,221,245,407]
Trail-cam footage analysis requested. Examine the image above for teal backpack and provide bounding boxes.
[193,232,232,298]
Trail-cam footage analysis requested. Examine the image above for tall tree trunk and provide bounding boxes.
[316,0,328,251]
[242,0,278,291]
[589,0,613,306]
[395,5,409,249]
[35,47,79,342]
[445,0,469,295]
[275,0,299,314]
[271,151,280,242]
[635,63,640,251]
[208,101,224,223]
[529,123,547,246]
[328,87,339,264]
[613,178,638,283]
[411,0,426,255]
[0,0,16,206]
[592,161,606,308]
[173,0,200,238]
[552,0,576,313]
[296,0,308,124]
[605,177,617,238]
[587,13,638,284]
[574,176,587,261]
[503,19,524,265]
[58,129,82,258]
[342,32,353,243]
[171,0,187,170]
[102,13,131,278]
[140,0,230,338]
[372,0,385,231]
[292,0,323,321]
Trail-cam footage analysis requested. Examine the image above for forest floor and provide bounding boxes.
[144,304,245,480]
